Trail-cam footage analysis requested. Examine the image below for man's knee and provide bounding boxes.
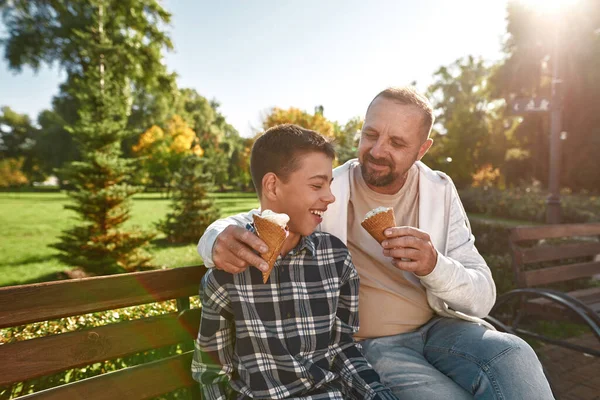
[483,331,538,366]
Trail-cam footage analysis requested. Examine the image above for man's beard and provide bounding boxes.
[360,154,398,187]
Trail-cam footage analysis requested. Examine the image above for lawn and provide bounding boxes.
[0,191,258,287]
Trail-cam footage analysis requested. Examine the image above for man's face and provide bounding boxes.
[276,152,335,237]
[358,97,432,194]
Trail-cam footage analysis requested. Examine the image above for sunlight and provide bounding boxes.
[516,0,580,13]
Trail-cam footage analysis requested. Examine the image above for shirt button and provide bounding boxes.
[286,312,291,318]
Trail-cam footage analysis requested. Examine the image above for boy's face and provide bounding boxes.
[275,151,335,237]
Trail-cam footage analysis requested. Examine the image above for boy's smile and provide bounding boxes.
[266,151,335,248]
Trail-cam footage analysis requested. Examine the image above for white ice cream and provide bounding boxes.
[260,210,290,228]
[363,206,392,221]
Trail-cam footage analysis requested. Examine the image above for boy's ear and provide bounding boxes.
[262,173,278,201]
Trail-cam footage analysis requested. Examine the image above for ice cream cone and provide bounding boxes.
[253,214,287,283]
[361,208,396,244]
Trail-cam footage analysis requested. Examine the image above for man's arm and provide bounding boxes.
[417,187,496,317]
[191,274,235,399]
[197,210,269,273]
[330,253,399,400]
[383,184,495,318]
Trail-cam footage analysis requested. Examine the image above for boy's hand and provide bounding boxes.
[212,226,270,274]
[381,227,438,276]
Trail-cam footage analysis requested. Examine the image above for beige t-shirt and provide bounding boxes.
[348,164,434,340]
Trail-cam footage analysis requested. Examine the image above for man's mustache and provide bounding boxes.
[365,154,392,168]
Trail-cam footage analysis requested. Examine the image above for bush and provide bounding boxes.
[469,218,516,295]
[460,187,600,223]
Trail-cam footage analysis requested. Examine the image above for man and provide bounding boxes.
[198,87,554,399]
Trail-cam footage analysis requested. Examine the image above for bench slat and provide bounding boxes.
[0,265,206,328]
[510,223,600,242]
[517,242,600,264]
[0,308,201,387]
[18,351,197,400]
[524,261,600,287]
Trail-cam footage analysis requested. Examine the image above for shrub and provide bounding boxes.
[460,187,600,223]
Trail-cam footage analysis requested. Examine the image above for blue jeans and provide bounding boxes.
[361,317,554,399]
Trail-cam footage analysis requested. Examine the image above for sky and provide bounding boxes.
[0,0,509,137]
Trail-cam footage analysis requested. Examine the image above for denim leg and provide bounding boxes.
[361,320,472,400]
[423,317,554,400]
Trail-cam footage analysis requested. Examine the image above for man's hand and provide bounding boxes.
[381,226,438,276]
[212,226,270,274]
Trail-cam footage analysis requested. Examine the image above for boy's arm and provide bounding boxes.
[331,252,399,400]
[191,274,235,400]
[197,209,269,273]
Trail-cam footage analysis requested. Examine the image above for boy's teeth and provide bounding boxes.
[310,210,323,216]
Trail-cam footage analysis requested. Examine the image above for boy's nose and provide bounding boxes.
[323,189,335,204]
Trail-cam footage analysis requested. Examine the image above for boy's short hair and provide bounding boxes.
[250,124,335,197]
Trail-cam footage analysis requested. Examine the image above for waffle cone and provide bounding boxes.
[253,214,287,283]
[361,208,396,244]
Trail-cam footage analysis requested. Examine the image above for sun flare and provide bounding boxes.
[516,0,580,13]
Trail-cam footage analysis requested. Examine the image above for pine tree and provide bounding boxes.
[51,3,155,274]
[158,155,220,244]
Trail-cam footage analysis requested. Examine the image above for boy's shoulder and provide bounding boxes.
[310,231,347,250]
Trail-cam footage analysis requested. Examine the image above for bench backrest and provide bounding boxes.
[0,265,206,399]
[509,223,600,288]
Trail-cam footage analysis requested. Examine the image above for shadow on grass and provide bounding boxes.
[2,255,59,268]
[2,270,69,288]
[150,237,194,248]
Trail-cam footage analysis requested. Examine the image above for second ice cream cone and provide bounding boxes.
[361,208,396,244]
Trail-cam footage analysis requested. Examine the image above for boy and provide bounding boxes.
[192,124,398,399]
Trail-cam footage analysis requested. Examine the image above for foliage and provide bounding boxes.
[158,156,221,244]
[0,106,42,182]
[52,67,156,273]
[0,0,177,275]
[333,116,363,165]
[132,115,203,192]
[0,157,28,187]
[262,106,336,139]
[425,56,513,188]
[492,0,600,192]
[460,187,600,223]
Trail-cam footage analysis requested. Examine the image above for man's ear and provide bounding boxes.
[417,138,433,161]
[262,173,278,201]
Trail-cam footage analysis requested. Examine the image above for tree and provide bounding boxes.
[333,116,363,165]
[0,106,41,183]
[425,56,509,187]
[262,106,336,139]
[158,155,220,244]
[132,115,203,193]
[493,0,600,191]
[1,0,173,273]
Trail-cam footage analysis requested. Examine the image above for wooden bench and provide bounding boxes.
[488,223,600,356]
[0,265,207,399]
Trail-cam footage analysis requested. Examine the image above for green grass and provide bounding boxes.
[0,191,258,287]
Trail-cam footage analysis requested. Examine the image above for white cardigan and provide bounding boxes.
[198,159,496,328]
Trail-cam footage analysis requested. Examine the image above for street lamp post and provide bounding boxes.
[546,20,563,224]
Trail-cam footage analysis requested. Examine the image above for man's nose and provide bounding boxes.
[370,137,387,159]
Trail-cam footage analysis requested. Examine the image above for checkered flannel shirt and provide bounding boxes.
[192,229,398,400]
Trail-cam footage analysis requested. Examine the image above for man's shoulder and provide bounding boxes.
[416,161,452,185]
[333,159,359,179]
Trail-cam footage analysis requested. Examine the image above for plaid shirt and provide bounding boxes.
[192,230,398,400]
